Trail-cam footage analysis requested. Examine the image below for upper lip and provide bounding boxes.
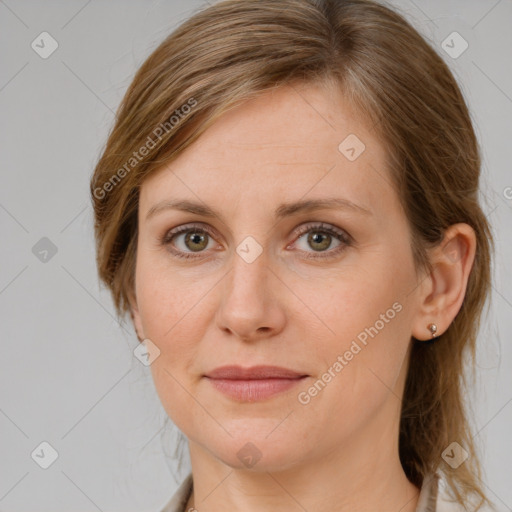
[204,365,308,380]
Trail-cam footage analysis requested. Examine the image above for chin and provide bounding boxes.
[199,431,309,473]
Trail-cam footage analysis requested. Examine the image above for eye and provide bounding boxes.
[160,223,217,260]
[290,222,352,259]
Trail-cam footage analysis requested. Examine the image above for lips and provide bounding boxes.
[204,365,308,402]
[204,365,307,380]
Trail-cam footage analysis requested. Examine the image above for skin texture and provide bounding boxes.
[130,81,476,512]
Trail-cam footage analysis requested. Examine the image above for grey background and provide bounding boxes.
[0,0,511,511]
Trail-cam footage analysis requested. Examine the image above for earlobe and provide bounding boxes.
[411,223,477,341]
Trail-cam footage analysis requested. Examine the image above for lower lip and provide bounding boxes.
[206,377,307,402]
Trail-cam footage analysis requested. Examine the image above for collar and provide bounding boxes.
[160,472,441,512]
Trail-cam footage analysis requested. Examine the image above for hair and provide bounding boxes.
[90,0,495,509]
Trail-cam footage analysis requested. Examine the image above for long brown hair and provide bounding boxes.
[89,0,495,508]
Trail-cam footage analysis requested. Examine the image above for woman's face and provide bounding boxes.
[131,81,425,471]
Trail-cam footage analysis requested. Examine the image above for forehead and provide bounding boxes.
[140,81,395,221]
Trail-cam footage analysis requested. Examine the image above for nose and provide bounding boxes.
[215,247,286,342]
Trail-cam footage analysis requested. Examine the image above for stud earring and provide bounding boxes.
[417,323,439,345]
[427,323,438,338]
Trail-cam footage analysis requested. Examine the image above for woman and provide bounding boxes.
[90,0,495,510]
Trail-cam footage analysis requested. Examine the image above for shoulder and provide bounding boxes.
[436,477,495,512]
[436,495,467,512]
[159,473,193,512]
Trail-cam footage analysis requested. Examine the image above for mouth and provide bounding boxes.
[203,365,309,402]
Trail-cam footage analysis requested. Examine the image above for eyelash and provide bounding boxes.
[159,222,352,261]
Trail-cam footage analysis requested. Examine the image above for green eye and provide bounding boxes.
[161,222,352,261]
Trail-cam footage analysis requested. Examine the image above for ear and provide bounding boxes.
[128,291,146,343]
[411,223,477,341]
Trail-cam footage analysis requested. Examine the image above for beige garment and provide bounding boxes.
[159,472,467,512]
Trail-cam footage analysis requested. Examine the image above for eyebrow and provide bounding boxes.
[145,197,372,221]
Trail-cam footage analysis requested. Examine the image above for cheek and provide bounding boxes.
[135,251,214,343]
[293,295,410,443]
[135,253,222,386]
[294,261,412,394]
[292,261,408,344]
